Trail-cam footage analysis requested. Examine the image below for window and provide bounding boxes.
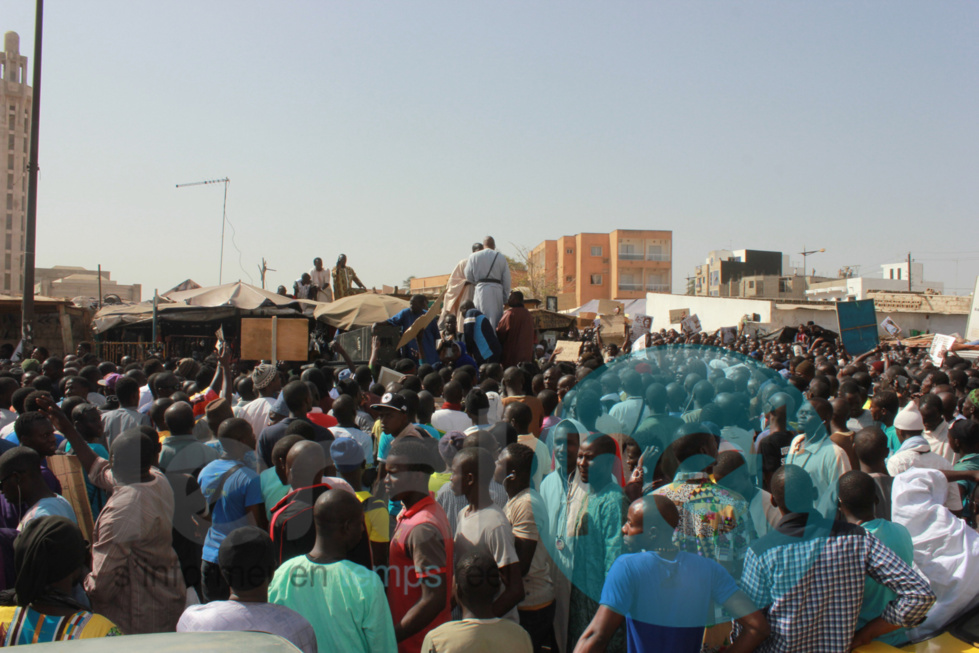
[565,275,573,283]
[5,195,10,210]
[646,244,668,261]
[590,274,602,285]
[4,274,9,290]
[6,114,12,130]
[591,246,602,257]
[566,248,573,254]
[4,234,10,249]
[6,135,11,150]
[748,280,755,289]
[6,154,12,170]
[5,214,9,229]
[619,243,642,260]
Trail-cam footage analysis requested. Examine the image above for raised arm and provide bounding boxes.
[35,395,102,475]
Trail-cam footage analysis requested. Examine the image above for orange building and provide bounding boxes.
[530,229,672,310]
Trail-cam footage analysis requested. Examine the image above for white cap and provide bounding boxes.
[894,401,924,431]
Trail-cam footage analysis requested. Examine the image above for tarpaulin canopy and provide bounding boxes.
[314,293,410,331]
[92,282,314,334]
[166,281,312,310]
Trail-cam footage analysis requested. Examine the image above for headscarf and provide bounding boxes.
[11,516,87,608]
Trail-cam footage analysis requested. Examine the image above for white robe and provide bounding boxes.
[892,468,979,639]
[464,248,510,328]
[440,258,473,327]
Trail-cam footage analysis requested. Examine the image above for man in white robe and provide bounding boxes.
[440,243,482,328]
[464,236,510,329]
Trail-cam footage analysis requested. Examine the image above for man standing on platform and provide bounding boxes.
[464,236,510,328]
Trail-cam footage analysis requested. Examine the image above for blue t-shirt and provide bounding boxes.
[386,308,439,364]
[600,551,740,653]
[198,459,264,563]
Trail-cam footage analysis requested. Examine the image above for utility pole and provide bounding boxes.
[257,258,275,289]
[175,177,230,284]
[907,252,912,292]
[20,0,44,355]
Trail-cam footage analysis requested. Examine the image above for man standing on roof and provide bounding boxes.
[310,257,332,302]
[464,236,510,329]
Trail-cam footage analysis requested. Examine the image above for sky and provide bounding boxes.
[4,1,977,299]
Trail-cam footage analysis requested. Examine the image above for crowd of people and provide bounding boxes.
[0,246,977,652]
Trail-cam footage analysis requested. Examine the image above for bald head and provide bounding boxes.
[483,236,496,250]
[111,428,159,484]
[164,402,195,436]
[771,464,816,514]
[312,489,363,552]
[287,440,327,488]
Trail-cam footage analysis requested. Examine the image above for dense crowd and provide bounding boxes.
[0,241,977,652]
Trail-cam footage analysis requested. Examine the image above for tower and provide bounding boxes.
[0,31,31,294]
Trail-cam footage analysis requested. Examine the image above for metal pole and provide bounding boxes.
[97,263,102,309]
[152,289,158,343]
[20,0,43,354]
[219,179,228,284]
[907,252,912,292]
[271,316,278,364]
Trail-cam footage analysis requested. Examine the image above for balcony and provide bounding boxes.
[645,283,670,292]
[618,283,643,292]
[646,253,670,262]
[618,252,645,261]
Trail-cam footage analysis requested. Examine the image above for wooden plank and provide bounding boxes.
[47,455,94,542]
[240,318,309,361]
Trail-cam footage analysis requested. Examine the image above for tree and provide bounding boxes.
[509,242,561,304]
[403,275,416,291]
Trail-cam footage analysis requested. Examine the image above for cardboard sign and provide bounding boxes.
[720,326,737,344]
[967,276,979,342]
[669,308,690,324]
[377,366,403,389]
[241,318,309,361]
[680,314,702,335]
[631,315,653,339]
[929,334,956,366]
[600,314,628,346]
[47,455,94,543]
[553,340,580,362]
[396,288,446,350]
[836,299,879,356]
[880,316,902,338]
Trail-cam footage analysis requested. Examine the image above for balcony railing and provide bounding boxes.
[646,253,670,262]
[618,283,643,292]
[645,283,670,292]
[618,252,644,260]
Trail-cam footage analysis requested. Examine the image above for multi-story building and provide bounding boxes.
[34,266,141,304]
[694,249,785,297]
[530,229,672,310]
[0,32,30,295]
[806,262,944,301]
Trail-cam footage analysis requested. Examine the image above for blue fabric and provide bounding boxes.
[386,308,439,365]
[464,309,502,365]
[601,551,739,653]
[198,460,264,563]
[64,442,109,519]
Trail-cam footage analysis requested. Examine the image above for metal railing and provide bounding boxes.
[646,253,670,262]
[618,252,644,261]
[645,283,670,292]
[618,283,643,292]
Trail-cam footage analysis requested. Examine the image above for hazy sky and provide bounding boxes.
[5,1,977,299]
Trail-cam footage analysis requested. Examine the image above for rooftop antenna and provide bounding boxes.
[176,177,230,284]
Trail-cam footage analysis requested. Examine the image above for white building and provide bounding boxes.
[0,32,30,294]
[805,262,943,301]
[35,266,141,304]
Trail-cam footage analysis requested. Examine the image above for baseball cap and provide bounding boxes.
[330,437,366,471]
[371,392,408,413]
[98,373,122,392]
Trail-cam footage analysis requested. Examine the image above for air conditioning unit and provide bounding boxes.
[602,258,609,264]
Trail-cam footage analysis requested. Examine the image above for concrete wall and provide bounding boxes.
[646,292,969,338]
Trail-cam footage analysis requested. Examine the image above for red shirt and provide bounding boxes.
[387,494,452,653]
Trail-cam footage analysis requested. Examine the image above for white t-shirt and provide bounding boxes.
[455,503,520,622]
[431,409,473,435]
[238,397,276,440]
[178,600,317,653]
[309,267,330,289]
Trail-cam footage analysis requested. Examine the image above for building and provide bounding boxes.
[409,274,450,298]
[34,266,141,304]
[806,262,944,301]
[530,229,672,310]
[0,32,31,295]
[694,249,785,297]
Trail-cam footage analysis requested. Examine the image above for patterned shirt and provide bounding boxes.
[653,472,752,577]
[740,512,935,653]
